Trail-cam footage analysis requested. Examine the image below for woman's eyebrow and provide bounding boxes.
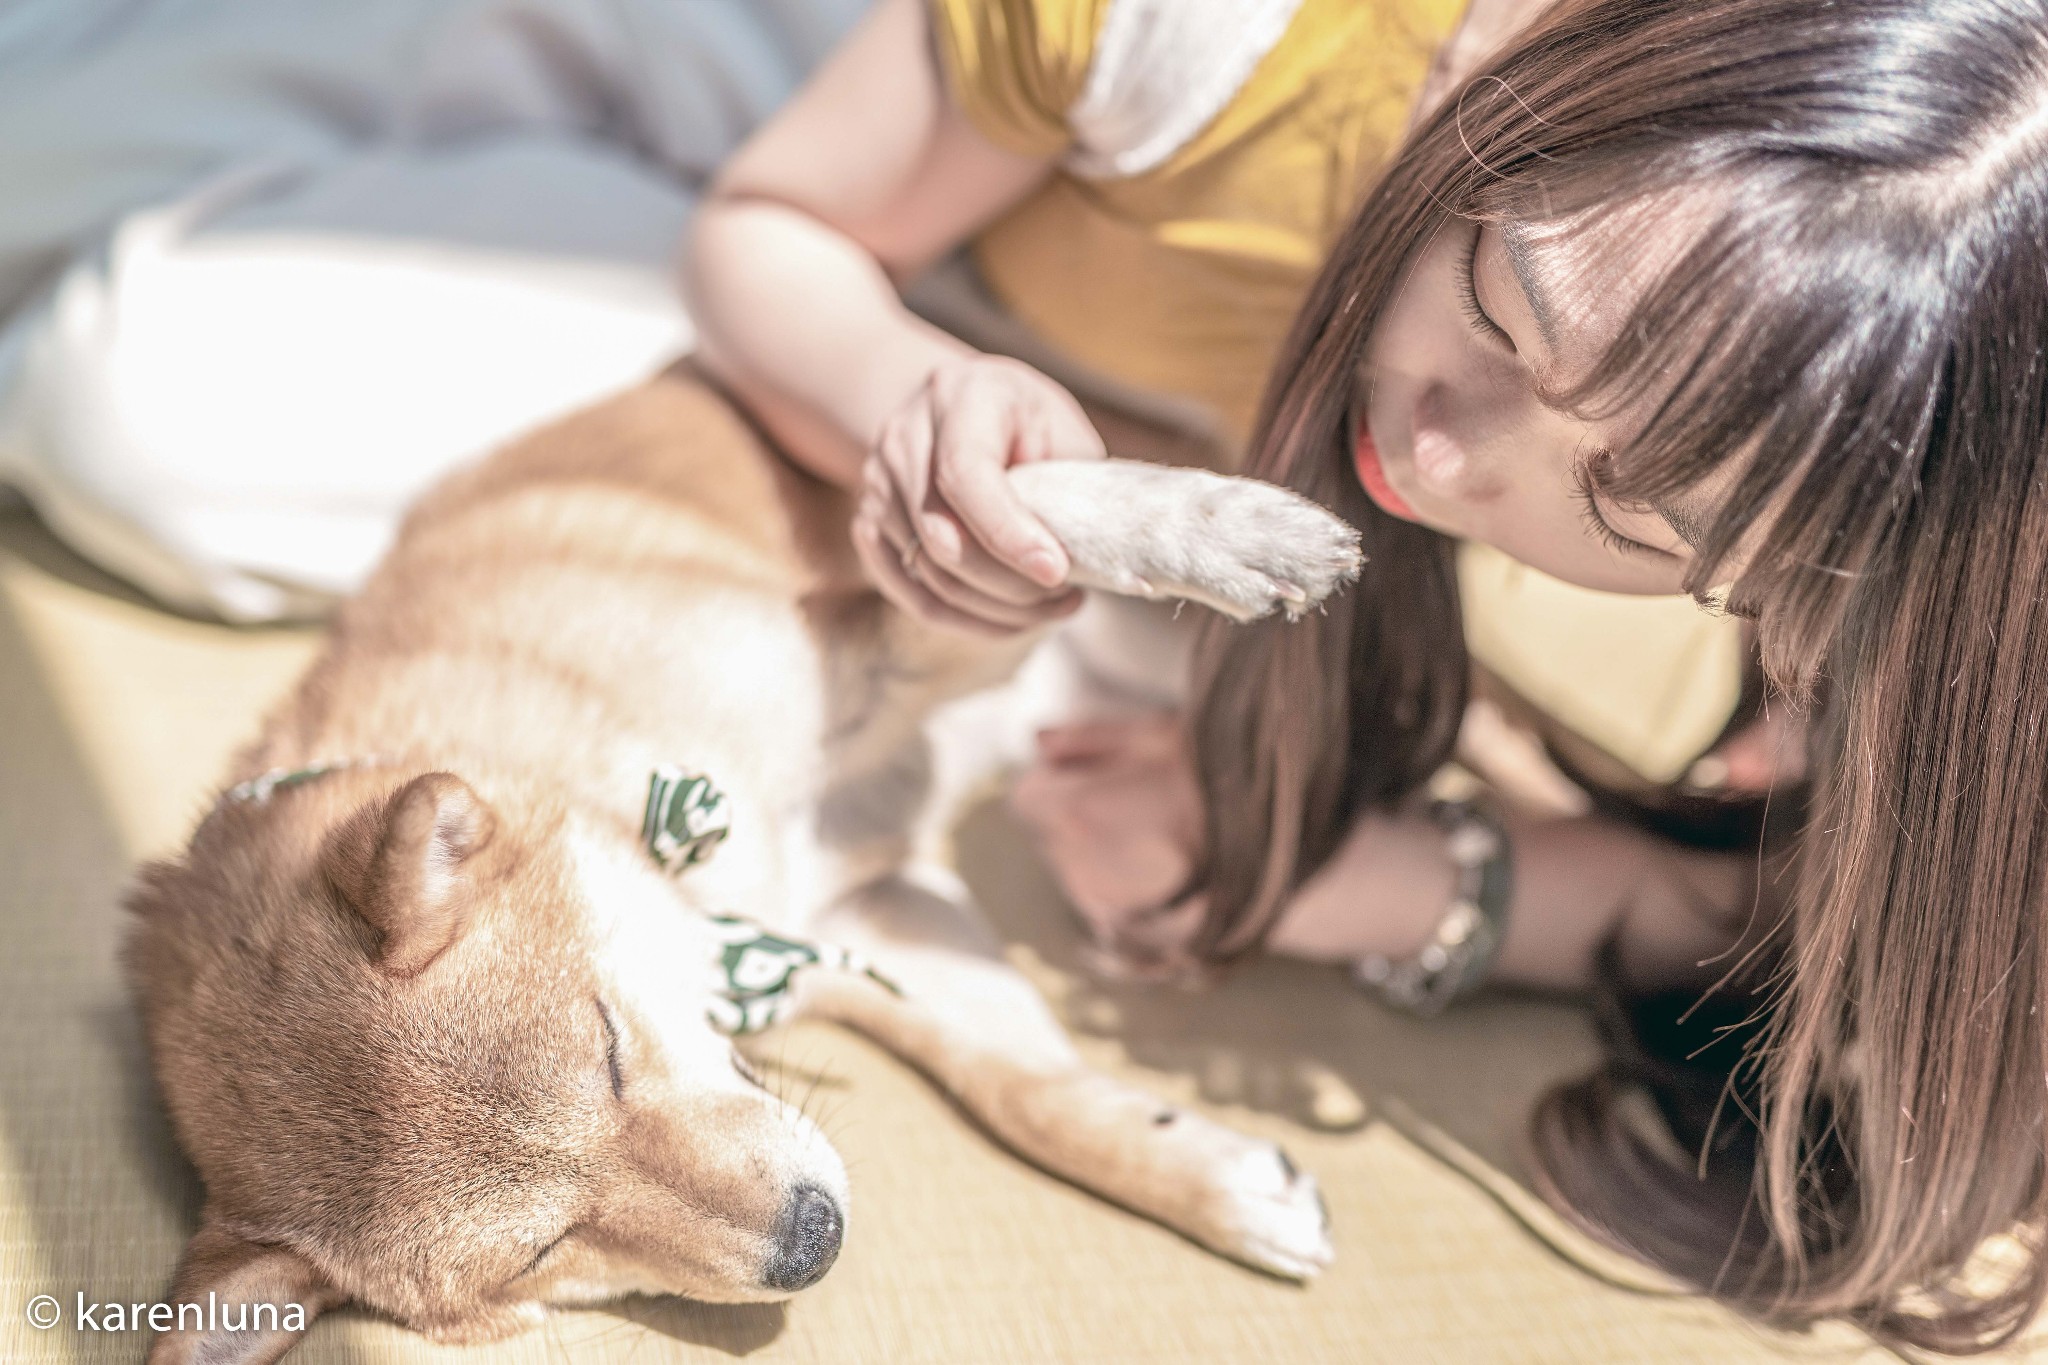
[1654,498,1708,551]
[1498,223,1562,352]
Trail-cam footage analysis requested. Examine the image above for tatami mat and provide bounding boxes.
[0,507,1924,1363]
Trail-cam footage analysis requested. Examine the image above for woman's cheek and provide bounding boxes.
[1412,364,1562,506]
[1412,385,1517,501]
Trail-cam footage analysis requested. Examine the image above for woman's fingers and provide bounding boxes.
[1034,713,1185,765]
[927,394,1073,587]
[859,355,1113,633]
[930,373,1099,605]
[853,510,1020,638]
[920,508,1075,605]
[909,538,1081,630]
[863,486,1079,632]
[873,397,937,541]
[1694,707,1808,791]
[1117,894,1210,958]
[879,400,1044,604]
[1022,380,1111,467]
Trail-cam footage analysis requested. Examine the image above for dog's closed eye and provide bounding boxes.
[516,1227,574,1283]
[596,999,625,1101]
[731,1047,764,1089]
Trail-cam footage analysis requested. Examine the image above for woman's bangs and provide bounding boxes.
[1515,170,1953,686]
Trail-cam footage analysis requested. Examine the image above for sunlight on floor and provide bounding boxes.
[0,523,316,859]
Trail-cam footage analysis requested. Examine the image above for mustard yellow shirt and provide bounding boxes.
[930,0,1461,443]
[927,0,1744,783]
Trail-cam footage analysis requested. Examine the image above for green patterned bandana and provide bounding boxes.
[643,765,732,871]
[638,766,899,1033]
[704,914,900,1035]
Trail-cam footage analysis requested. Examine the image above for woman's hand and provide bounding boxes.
[853,355,1105,636]
[1011,714,1205,946]
[1014,716,1462,968]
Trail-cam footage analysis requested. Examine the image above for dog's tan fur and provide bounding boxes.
[126,367,1359,1363]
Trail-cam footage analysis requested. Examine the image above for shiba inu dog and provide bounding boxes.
[126,366,1360,1363]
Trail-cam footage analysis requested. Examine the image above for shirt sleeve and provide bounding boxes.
[925,0,1107,159]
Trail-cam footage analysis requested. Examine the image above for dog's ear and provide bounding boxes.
[322,772,496,976]
[146,1217,342,1364]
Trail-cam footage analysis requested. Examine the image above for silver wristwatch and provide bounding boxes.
[1352,797,1513,1015]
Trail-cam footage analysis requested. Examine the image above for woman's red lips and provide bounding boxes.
[1353,428,1419,521]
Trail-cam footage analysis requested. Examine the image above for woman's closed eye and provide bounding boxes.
[1570,461,1668,560]
[1458,225,1517,353]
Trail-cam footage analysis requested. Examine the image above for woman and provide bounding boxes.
[689,0,2048,1350]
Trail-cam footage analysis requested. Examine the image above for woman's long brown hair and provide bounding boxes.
[1182,0,2048,1349]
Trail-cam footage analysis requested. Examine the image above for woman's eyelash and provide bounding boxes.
[1571,466,1652,558]
[1457,228,1514,349]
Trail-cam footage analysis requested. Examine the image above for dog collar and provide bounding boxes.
[224,756,388,806]
[640,766,899,1031]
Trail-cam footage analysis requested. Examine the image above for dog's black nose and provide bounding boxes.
[762,1183,843,1291]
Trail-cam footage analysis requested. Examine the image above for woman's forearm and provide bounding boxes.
[685,197,973,488]
[1269,806,1756,993]
[1493,813,1755,990]
[676,0,1052,490]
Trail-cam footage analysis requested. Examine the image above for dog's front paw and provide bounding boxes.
[1175,1119,1334,1281]
[1009,461,1361,622]
[982,1067,1334,1281]
[1162,476,1363,622]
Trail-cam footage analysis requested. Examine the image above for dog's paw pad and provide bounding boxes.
[1016,460,1361,623]
[1183,485,1362,622]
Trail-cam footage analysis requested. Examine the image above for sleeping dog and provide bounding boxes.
[125,366,1360,1362]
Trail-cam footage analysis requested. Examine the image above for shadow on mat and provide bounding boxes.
[607,1299,788,1356]
[0,508,169,613]
[951,796,1604,1182]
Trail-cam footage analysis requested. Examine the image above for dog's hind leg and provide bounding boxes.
[791,871,1334,1281]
